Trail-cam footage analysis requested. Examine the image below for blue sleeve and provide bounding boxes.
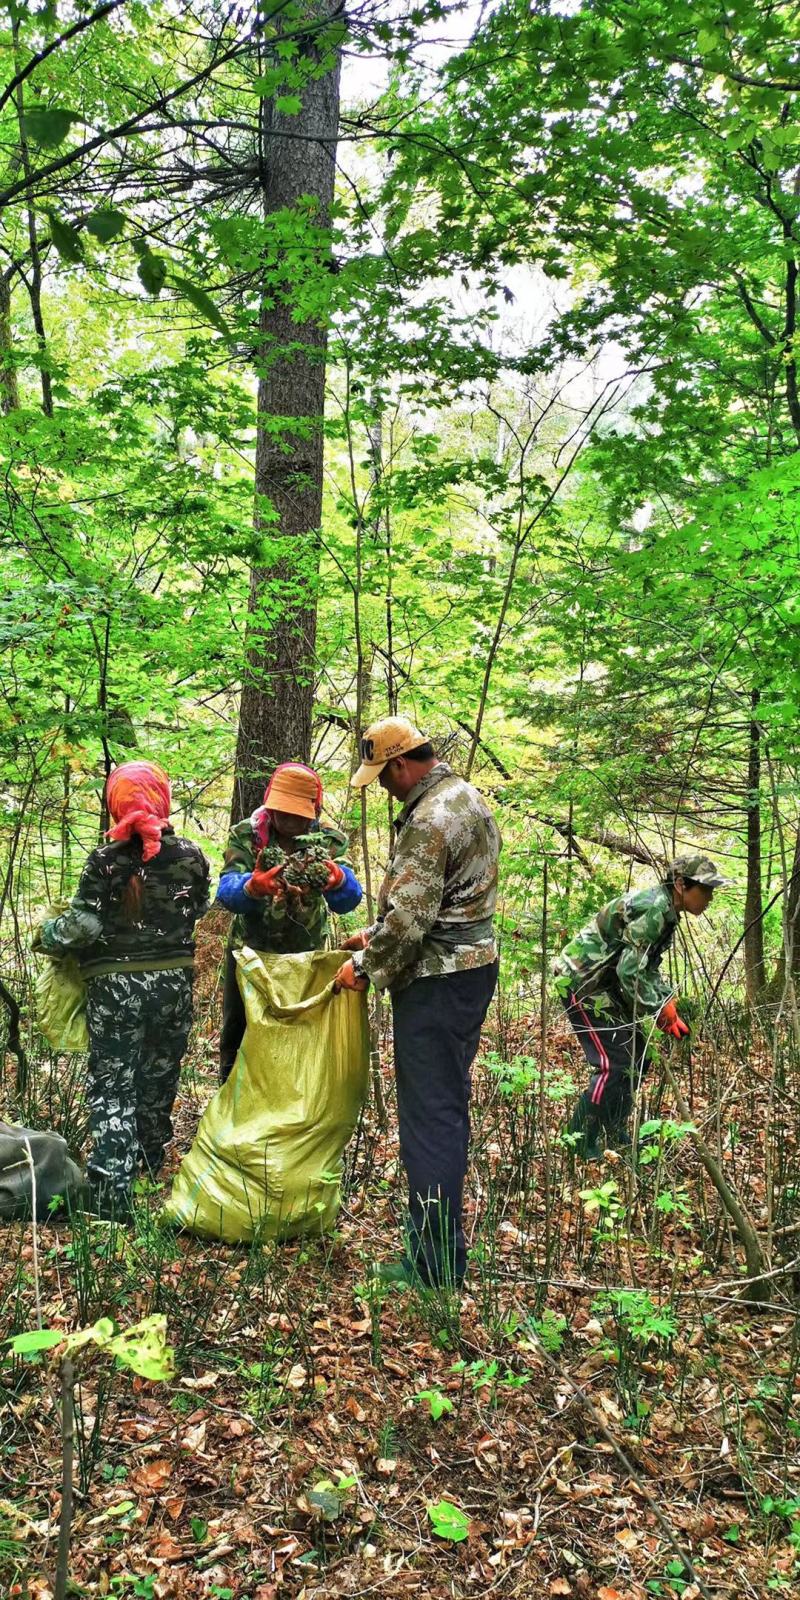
[215,869,254,915]
[324,864,363,915]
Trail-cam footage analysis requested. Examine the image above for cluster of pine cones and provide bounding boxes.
[256,839,331,893]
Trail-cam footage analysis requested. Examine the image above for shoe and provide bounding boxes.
[582,1140,603,1162]
[372,1257,415,1288]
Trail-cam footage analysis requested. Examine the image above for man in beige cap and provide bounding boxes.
[337,717,501,1288]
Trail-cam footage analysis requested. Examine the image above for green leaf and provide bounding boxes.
[275,94,302,115]
[137,252,168,297]
[105,1500,136,1518]
[107,1314,175,1381]
[22,106,79,146]
[8,1328,63,1354]
[44,209,84,264]
[85,208,126,243]
[415,1387,454,1420]
[170,273,229,335]
[427,1500,470,1542]
[308,1485,345,1520]
[252,70,285,97]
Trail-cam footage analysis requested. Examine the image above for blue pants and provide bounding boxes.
[392,962,498,1286]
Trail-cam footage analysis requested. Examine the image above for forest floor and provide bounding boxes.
[1,915,799,1600]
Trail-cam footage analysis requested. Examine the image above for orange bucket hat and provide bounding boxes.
[263,762,322,821]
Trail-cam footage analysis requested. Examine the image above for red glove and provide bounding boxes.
[341,930,370,952]
[245,864,284,900]
[323,860,345,891]
[334,958,369,993]
[657,999,690,1038]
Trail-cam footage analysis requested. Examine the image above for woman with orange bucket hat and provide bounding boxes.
[215,762,363,1082]
[39,761,210,1219]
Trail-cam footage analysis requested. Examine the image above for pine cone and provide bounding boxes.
[283,842,330,892]
[257,844,284,873]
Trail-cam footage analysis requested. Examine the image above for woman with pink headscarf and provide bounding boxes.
[39,761,210,1220]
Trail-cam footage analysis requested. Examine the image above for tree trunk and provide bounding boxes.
[230,5,342,823]
[744,690,766,1002]
[763,828,800,1004]
[13,21,53,417]
[0,272,19,412]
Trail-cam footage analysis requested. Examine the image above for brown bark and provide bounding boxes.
[763,828,800,1003]
[743,691,766,1001]
[13,20,53,417]
[0,273,19,412]
[54,1356,76,1600]
[660,1054,771,1303]
[231,5,342,822]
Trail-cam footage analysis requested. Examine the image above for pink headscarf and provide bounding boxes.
[106,761,172,862]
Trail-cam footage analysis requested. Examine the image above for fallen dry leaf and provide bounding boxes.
[152,1531,184,1559]
[181,1419,207,1453]
[615,1528,638,1551]
[132,1458,173,1493]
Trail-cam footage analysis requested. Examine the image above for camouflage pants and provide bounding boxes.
[85,969,194,1209]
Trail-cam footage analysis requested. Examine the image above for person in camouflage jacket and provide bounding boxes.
[553,854,726,1158]
[39,761,210,1218]
[215,761,362,1082]
[337,717,501,1289]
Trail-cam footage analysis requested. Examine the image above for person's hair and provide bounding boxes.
[663,867,703,893]
[121,872,144,919]
[402,741,435,764]
[117,838,145,920]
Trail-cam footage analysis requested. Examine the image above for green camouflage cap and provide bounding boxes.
[669,854,727,888]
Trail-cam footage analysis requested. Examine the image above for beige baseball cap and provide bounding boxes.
[352,716,429,787]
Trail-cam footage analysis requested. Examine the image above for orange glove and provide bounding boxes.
[657,999,690,1038]
[341,930,370,951]
[323,860,345,891]
[245,864,284,900]
[334,958,369,993]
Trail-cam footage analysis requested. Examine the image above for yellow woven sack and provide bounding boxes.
[35,956,89,1054]
[163,947,369,1243]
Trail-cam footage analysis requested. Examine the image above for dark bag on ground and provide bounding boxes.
[0,1121,87,1221]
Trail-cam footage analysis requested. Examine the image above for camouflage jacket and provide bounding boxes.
[359,763,501,994]
[39,830,210,979]
[216,813,361,953]
[553,883,678,1020]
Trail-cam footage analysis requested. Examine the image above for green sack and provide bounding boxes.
[35,956,89,1054]
[0,1120,88,1221]
[163,947,369,1243]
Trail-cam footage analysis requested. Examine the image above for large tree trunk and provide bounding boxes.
[743,690,766,1002]
[0,273,19,413]
[231,4,342,823]
[13,21,53,418]
[763,827,800,1006]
